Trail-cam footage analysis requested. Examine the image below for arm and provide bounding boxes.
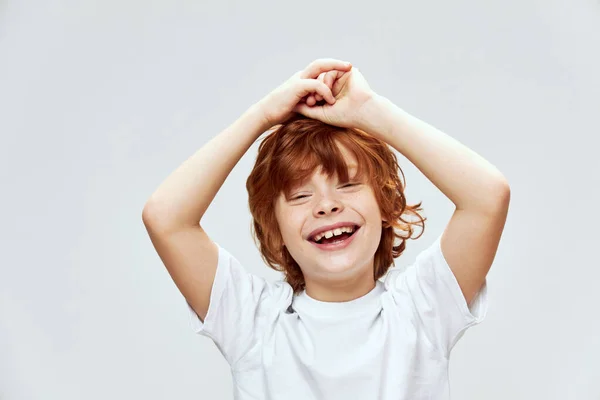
[358,94,510,306]
[142,58,351,322]
[142,105,270,231]
[142,105,271,321]
[142,57,351,229]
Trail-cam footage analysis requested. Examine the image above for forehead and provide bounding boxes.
[311,163,358,178]
[303,142,358,178]
[317,141,357,171]
[273,135,373,199]
[336,141,356,161]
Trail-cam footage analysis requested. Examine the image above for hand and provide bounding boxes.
[303,70,339,107]
[292,66,376,129]
[256,58,353,127]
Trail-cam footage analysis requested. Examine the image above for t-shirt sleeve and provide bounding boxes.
[184,242,276,368]
[387,234,489,358]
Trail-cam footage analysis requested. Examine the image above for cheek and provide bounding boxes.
[277,212,304,242]
[355,194,381,218]
[289,215,306,239]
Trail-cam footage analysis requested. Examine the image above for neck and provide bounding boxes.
[303,272,377,303]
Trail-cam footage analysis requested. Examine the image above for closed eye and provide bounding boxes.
[290,183,360,200]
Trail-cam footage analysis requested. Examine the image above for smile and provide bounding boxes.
[308,226,360,251]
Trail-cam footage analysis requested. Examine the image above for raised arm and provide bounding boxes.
[360,95,510,306]
[142,106,271,232]
[141,59,351,322]
[292,67,510,307]
[142,106,270,321]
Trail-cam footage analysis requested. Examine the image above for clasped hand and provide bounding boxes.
[257,58,378,131]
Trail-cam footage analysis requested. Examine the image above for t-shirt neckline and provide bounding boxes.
[292,280,384,318]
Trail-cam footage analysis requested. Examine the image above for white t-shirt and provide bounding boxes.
[186,234,488,400]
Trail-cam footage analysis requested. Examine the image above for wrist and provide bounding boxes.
[247,101,276,132]
[355,94,396,140]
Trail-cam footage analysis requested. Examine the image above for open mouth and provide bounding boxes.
[309,225,360,246]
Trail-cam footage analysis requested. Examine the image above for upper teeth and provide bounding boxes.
[312,226,355,242]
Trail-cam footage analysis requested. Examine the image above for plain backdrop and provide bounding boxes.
[1,0,599,399]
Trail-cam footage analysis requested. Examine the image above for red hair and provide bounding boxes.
[246,114,426,294]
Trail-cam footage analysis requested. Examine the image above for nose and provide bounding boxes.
[313,195,343,217]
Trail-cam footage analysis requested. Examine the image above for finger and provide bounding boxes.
[293,101,323,119]
[324,70,337,90]
[330,69,351,95]
[318,72,332,102]
[298,79,336,104]
[299,58,352,79]
[307,73,327,104]
[314,72,326,101]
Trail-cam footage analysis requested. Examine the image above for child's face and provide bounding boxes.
[274,143,383,291]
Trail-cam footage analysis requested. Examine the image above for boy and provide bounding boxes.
[142,58,510,399]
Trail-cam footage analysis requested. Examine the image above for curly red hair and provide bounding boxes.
[246,114,426,294]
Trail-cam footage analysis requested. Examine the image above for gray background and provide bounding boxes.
[1,0,599,399]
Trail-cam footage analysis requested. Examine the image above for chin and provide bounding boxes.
[324,254,369,273]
